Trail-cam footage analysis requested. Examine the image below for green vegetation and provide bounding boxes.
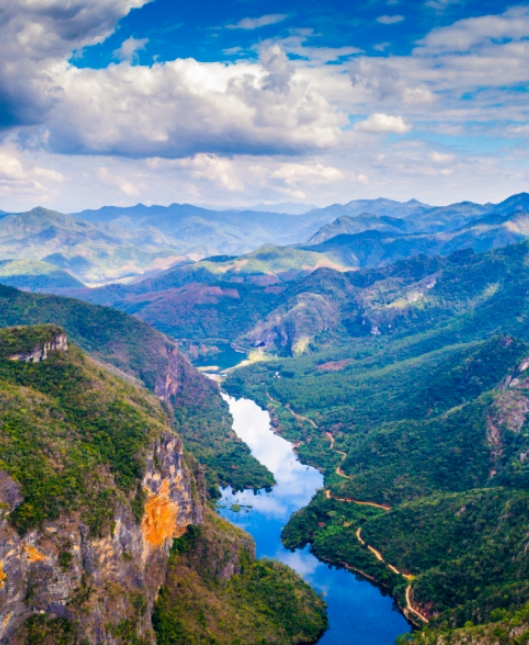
[0,285,274,494]
[218,241,529,639]
[0,259,83,291]
[11,615,78,645]
[153,509,327,645]
[0,325,169,535]
[399,602,529,645]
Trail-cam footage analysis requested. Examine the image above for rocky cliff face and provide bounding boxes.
[7,332,68,363]
[0,326,204,644]
[0,432,199,645]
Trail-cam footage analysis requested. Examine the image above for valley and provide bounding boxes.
[2,193,529,644]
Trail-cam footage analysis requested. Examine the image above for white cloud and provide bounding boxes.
[425,0,461,12]
[507,124,529,136]
[113,36,148,62]
[0,0,152,128]
[355,113,412,133]
[42,46,345,158]
[416,6,529,54]
[97,167,140,196]
[227,14,287,30]
[0,153,27,181]
[33,167,64,182]
[377,15,405,24]
[430,151,455,163]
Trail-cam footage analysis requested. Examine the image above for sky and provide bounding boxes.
[1,0,529,211]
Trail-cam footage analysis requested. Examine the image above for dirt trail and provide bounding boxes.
[267,391,318,428]
[355,528,427,624]
[325,489,390,511]
[266,391,428,625]
[406,584,429,624]
[268,395,390,510]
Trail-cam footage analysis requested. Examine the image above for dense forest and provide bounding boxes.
[221,239,529,639]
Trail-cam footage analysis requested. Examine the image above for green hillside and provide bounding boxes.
[0,324,325,645]
[0,285,273,494]
[221,239,529,638]
[0,259,84,291]
[0,324,169,535]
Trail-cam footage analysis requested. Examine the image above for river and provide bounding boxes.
[217,394,411,645]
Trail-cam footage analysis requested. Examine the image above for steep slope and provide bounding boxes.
[0,325,326,645]
[0,284,274,494]
[0,324,199,643]
[221,240,529,638]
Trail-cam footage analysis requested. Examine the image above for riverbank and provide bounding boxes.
[216,393,411,644]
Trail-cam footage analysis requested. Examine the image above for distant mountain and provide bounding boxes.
[302,206,529,270]
[1,193,527,293]
[303,197,430,223]
[66,196,529,335]
[0,207,190,286]
[243,202,317,214]
[0,259,84,291]
[72,203,328,253]
[306,214,408,245]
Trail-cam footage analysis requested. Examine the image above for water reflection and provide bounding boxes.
[218,394,411,645]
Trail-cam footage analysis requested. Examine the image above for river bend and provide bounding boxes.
[217,394,410,645]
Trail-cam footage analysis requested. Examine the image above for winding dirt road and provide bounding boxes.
[266,391,428,624]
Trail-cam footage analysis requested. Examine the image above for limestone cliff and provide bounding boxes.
[0,326,201,644]
[0,434,199,645]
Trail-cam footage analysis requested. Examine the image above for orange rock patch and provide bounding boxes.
[24,545,45,562]
[142,480,187,548]
[0,562,5,588]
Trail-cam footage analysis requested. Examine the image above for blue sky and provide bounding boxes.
[75,0,516,66]
[0,0,528,211]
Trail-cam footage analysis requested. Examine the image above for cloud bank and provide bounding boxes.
[0,1,528,210]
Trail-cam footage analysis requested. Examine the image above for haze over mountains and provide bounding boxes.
[0,192,529,292]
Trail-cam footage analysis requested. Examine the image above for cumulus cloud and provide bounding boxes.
[41,45,344,158]
[377,15,405,24]
[1,0,529,209]
[355,113,411,133]
[0,0,151,128]
[227,14,288,30]
[113,36,148,62]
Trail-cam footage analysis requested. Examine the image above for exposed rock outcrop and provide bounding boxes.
[0,432,199,644]
[8,332,68,362]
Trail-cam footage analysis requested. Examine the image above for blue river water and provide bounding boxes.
[217,394,411,645]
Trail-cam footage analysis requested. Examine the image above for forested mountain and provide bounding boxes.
[219,240,529,641]
[68,232,529,641]
[0,292,326,643]
[0,207,190,286]
[0,193,528,293]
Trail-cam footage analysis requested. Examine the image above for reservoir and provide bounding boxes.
[217,394,411,645]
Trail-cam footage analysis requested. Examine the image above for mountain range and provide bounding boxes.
[3,191,529,643]
[0,193,527,291]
